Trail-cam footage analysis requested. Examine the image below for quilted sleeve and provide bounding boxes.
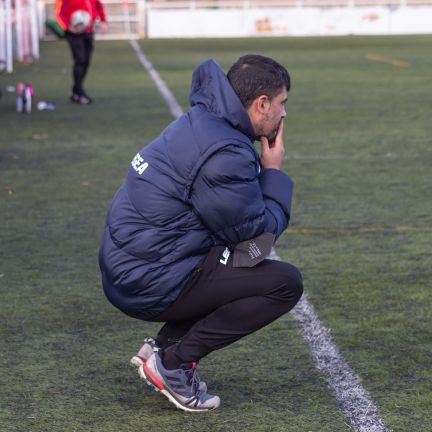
[190,145,293,248]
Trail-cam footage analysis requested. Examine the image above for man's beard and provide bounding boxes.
[267,119,282,144]
[255,119,283,143]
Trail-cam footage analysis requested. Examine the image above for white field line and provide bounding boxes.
[271,247,390,432]
[131,41,390,432]
[129,40,183,119]
[292,294,389,432]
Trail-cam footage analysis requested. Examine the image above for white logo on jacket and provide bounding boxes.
[219,247,231,265]
[131,152,149,175]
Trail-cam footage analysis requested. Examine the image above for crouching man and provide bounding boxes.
[99,54,303,412]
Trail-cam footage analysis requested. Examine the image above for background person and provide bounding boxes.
[56,0,107,104]
[99,54,303,412]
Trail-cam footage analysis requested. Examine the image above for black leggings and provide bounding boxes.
[151,246,303,368]
[65,31,94,95]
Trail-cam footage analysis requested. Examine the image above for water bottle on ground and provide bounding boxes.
[37,101,56,111]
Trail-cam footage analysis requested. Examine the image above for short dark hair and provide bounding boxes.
[227,54,290,109]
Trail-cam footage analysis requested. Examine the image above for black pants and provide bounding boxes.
[65,31,94,96]
[151,246,303,368]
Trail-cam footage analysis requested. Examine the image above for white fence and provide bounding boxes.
[146,5,432,37]
[142,0,432,6]
[0,0,40,73]
[142,0,432,9]
[40,0,432,40]
[2,0,432,72]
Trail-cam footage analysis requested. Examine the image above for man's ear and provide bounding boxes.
[255,95,270,114]
[246,95,269,131]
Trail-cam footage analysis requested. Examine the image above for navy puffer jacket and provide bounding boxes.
[99,59,294,319]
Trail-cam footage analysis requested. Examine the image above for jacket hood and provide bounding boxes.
[189,59,255,141]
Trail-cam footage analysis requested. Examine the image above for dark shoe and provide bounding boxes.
[70,93,80,103]
[70,93,93,105]
[79,93,93,104]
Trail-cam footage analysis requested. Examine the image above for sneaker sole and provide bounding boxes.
[139,364,216,413]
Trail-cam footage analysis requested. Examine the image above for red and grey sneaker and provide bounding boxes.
[131,338,207,392]
[139,351,220,412]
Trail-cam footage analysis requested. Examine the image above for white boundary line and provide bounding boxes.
[292,294,390,432]
[271,246,390,432]
[269,249,390,432]
[129,40,183,119]
[130,40,390,432]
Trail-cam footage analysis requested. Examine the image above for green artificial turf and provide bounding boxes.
[1,35,431,431]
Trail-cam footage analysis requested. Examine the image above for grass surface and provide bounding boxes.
[1,35,431,431]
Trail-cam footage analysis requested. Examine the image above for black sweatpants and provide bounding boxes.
[65,31,94,96]
[151,246,303,369]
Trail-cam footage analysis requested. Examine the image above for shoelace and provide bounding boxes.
[184,364,202,393]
